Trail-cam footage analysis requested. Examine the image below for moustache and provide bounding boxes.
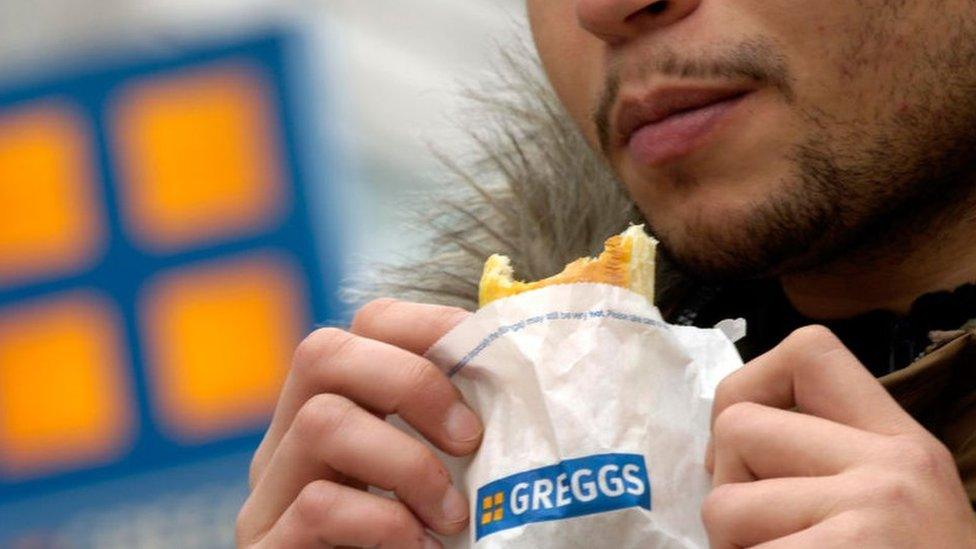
[592,38,795,155]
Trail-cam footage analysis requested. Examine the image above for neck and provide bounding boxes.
[781,215,976,320]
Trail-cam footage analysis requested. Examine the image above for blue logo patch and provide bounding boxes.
[475,453,651,541]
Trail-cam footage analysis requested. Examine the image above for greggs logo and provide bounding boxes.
[475,453,651,541]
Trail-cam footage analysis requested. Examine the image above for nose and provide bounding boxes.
[576,0,702,44]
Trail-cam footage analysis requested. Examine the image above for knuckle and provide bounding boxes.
[700,484,741,530]
[400,356,444,400]
[293,393,358,440]
[293,327,356,374]
[892,435,954,478]
[292,328,360,393]
[368,356,442,418]
[350,298,399,334]
[713,402,763,443]
[830,511,877,545]
[294,480,340,527]
[786,324,838,345]
[787,324,840,348]
[381,503,421,541]
[712,373,746,415]
[872,474,917,511]
[781,325,853,381]
[405,445,449,489]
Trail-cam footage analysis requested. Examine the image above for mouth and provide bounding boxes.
[615,86,754,166]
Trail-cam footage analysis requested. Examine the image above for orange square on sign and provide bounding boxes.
[112,64,286,252]
[0,102,103,286]
[142,254,304,441]
[0,293,131,478]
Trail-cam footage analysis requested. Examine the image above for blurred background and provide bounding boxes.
[0,1,525,546]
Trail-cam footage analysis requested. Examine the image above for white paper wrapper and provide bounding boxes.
[423,284,744,548]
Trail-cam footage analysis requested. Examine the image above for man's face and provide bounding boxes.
[528,0,976,281]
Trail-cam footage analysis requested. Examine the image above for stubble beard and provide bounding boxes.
[649,22,976,284]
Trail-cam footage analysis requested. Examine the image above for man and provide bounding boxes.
[236,1,976,546]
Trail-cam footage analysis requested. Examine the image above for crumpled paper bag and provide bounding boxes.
[423,283,744,548]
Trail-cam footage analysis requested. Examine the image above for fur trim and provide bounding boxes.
[343,45,692,312]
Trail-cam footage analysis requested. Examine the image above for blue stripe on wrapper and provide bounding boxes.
[474,453,652,541]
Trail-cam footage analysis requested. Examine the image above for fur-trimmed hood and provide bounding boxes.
[345,49,692,311]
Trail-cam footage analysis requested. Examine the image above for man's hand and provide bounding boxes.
[236,299,481,548]
[703,325,976,548]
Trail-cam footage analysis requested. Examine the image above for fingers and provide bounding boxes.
[241,300,477,547]
[240,394,468,544]
[699,325,966,548]
[708,326,920,470]
[703,476,841,549]
[252,480,440,549]
[252,326,482,487]
[710,403,883,485]
[350,298,471,355]
[751,511,882,549]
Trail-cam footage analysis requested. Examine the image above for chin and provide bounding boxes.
[642,193,800,283]
[626,141,825,282]
[651,225,761,283]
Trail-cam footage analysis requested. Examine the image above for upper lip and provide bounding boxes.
[614,85,753,146]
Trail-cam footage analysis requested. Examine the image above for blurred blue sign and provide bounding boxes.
[0,32,341,547]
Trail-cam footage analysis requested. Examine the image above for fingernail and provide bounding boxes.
[441,486,468,524]
[445,403,482,443]
[424,534,443,549]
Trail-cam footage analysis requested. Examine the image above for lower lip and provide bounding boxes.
[626,94,748,166]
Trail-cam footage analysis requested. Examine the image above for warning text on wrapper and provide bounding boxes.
[475,453,652,541]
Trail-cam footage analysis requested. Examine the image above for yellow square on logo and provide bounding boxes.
[0,293,131,477]
[112,64,285,252]
[141,254,304,441]
[0,103,103,286]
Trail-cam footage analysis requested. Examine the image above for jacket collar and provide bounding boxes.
[882,331,976,502]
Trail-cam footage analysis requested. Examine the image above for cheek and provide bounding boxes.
[742,1,903,123]
[528,0,606,147]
